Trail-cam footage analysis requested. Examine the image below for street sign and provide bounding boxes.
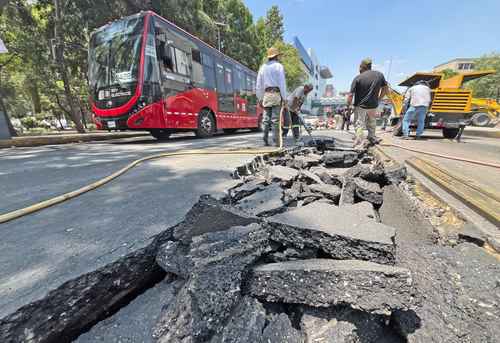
[0,111,12,140]
[0,38,7,54]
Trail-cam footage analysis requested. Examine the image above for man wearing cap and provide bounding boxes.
[401,80,431,139]
[347,58,388,148]
[256,47,287,146]
[283,83,313,141]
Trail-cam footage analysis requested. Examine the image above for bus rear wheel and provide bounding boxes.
[196,110,215,138]
[442,128,459,139]
[150,129,171,140]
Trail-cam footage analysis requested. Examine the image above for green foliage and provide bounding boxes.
[264,5,283,47]
[441,68,459,80]
[466,52,500,98]
[20,116,40,129]
[1,0,302,132]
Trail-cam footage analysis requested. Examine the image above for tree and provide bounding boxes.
[441,68,459,80]
[264,41,306,91]
[466,53,500,98]
[264,5,283,48]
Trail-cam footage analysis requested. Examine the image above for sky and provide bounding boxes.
[244,0,500,92]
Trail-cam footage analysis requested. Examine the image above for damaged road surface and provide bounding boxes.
[1,132,499,343]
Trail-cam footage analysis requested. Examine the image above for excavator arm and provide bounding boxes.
[386,86,405,117]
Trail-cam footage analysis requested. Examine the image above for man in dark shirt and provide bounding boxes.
[347,58,388,147]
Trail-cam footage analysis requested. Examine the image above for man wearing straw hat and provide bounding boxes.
[256,47,287,147]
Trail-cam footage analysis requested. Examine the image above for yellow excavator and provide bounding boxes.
[388,70,498,138]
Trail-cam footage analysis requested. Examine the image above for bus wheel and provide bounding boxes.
[150,129,171,140]
[442,128,459,139]
[196,110,215,138]
[223,129,238,134]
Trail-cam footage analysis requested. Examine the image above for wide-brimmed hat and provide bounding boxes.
[267,47,281,59]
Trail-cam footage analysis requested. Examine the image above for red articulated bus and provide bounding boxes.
[88,11,262,140]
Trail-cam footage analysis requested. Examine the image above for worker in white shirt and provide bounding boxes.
[256,47,287,146]
[401,80,432,140]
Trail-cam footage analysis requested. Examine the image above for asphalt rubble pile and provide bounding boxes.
[151,137,418,343]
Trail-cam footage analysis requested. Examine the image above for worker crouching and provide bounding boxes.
[283,83,314,142]
[256,47,287,147]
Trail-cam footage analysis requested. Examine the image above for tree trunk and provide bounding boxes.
[0,95,17,137]
[27,80,42,114]
[53,0,85,133]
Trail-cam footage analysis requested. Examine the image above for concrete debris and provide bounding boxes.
[247,259,413,315]
[267,202,396,264]
[228,177,267,201]
[288,154,322,169]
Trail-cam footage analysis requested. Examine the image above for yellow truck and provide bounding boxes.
[389,70,498,138]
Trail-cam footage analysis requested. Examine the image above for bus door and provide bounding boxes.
[215,63,235,113]
[154,23,195,127]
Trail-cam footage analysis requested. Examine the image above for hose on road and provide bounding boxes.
[0,147,282,224]
[0,110,286,224]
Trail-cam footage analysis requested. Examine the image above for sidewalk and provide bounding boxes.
[0,131,150,149]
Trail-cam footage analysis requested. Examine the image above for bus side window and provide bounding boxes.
[171,46,190,76]
[201,52,216,89]
[191,49,205,86]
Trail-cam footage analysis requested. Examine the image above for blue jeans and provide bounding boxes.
[403,106,428,137]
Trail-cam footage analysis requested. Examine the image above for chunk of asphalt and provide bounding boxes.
[267,202,396,264]
[268,246,319,263]
[0,227,175,343]
[354,178,384,205]
[300,306,404,343]
[288,154,322,169]
[299,169,324,185]
[173,195,259,244]
[321,151,359,168]
[384,165,407,185]
[153,223,272,342]
[236,182,285,216]
[341,201,376,220]
[228,178,267,201]
[339,177,356,205]
[209,297,267,343]
[156,241,191,278]
[309,183,342,202]
[265,165,299,183]
[261,313,304,343]
[247,259,413,315]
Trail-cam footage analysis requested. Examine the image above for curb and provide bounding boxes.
[0,132,150,149]
[464,128,500,139]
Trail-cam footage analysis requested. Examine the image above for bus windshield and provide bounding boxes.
[88,15,145,108]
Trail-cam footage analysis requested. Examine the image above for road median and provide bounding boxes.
[0,131,150,149]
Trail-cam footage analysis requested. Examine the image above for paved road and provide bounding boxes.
[0,131,270,318]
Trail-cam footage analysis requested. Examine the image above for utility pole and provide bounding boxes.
[214,22,227,52]
[53,0,85,133]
